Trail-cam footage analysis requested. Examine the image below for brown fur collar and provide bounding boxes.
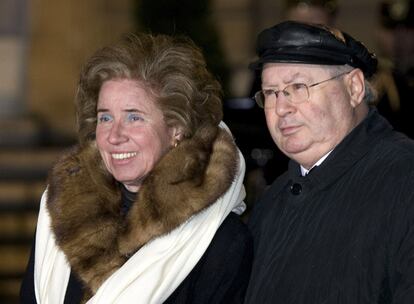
[46,124,239,299]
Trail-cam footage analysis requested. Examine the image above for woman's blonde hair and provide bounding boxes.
[75,33,223,146]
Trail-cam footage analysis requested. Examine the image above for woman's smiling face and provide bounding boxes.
[96,79,176,192]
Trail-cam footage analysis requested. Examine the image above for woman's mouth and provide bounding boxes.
[111,152,137,160]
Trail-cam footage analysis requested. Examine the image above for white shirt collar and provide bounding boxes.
[300,150,333,176]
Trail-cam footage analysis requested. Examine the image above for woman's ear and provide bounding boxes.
[346,69,365,108]
[171,127,184,147]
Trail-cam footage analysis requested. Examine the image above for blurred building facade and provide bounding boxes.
[0,0,382,138]
[373,0,414,138]
[0,0,388,302]
[0,1,136,302]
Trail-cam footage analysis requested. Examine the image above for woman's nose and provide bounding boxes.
[108,121,128,144]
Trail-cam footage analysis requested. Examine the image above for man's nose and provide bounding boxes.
[274,94,296,117]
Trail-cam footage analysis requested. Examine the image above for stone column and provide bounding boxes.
[0,0,27,118]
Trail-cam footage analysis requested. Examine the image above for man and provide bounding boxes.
[243,0,339,194]
[245,20,414,303]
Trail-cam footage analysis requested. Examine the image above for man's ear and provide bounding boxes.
[346,68,365,108]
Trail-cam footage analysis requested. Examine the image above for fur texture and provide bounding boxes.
[46,125,239,301]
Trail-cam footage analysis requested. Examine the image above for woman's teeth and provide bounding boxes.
[111,152,137,160]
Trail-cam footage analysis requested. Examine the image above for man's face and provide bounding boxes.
[261,63,360,168]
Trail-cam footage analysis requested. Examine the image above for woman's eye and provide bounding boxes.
[127,113,143,122]
[98,114,112,123]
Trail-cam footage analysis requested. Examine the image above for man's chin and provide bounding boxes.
[280,139,309,155]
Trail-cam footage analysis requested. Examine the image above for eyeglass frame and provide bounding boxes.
[253,70,352,109]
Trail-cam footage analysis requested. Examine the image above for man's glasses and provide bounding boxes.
[253,71,351,109]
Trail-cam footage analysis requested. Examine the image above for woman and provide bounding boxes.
[20,33,252,303]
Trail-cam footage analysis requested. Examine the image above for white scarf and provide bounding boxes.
[34,150,246,304]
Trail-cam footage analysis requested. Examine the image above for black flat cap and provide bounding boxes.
[250,21,378,78]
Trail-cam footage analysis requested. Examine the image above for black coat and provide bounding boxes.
[21,212,253,304]
[245,109,414,303]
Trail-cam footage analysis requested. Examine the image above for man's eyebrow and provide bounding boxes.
[282,72,306,83]
[262,72,306,88]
